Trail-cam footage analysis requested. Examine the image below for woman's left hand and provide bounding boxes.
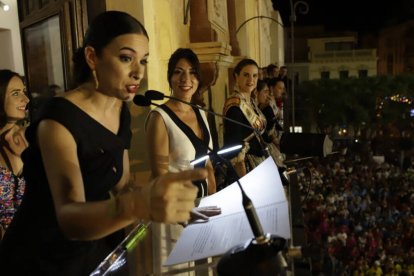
[1,125,28,156]
[190,206,222,221]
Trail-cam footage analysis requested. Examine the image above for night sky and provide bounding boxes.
[272,0,412,33]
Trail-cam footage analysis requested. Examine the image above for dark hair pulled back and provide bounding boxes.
[233,58,259,79]
[72,11,148,86]
[256,79,268,93]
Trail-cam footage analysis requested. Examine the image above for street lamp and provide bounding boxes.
[289,0,309,132]
[0,1,10,11]
[235,15,284,34]
[235,15,285,68]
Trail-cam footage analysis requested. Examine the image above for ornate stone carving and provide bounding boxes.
[207,0,228,33]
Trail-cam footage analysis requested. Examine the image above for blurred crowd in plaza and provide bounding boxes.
[296,142,414,275]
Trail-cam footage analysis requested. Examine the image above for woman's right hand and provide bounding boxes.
[142,168,207,224]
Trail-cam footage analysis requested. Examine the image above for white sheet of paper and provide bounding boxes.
[165,157,291,266]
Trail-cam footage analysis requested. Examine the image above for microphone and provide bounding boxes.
[190,147,288,275]
[145,90,165,100]
[192,146,267,242]
[132,94,156,107]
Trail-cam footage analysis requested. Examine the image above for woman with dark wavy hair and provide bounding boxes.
[145,48,219,274]
[146,48,216,197]
[0,69,29,240]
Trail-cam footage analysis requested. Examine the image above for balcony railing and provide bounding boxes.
[310,49,377,62]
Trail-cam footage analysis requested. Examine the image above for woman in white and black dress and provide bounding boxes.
[145,48,217,273]
[145,47,216,198]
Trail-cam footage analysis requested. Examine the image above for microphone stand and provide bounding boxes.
[147,91,252,132]
[205,149,288,276]
[283,156,321,275]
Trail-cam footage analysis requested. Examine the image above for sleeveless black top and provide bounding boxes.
[0,97,132,275]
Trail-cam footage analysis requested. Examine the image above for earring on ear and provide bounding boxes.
[92,70,99,90]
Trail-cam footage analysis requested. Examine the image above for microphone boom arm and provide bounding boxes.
[147,91,269,157]
[164,95,256,133]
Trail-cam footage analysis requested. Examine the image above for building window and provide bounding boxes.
[325,42,354,51]
[358,70,368,78]
[321,71,330,79]
[339,70,349,79]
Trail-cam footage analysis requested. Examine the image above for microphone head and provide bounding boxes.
[145,90,165,100]
[133,94,152,107]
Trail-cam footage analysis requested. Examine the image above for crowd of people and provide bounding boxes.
[296,148,414,275]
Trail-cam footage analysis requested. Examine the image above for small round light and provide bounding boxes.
[1,3,10,11]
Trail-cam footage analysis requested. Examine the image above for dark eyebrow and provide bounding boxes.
[119,47,149,57]
[119,46,136,53]
[174,66,194,71]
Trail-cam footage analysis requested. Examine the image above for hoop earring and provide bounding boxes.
[92,70,99,90]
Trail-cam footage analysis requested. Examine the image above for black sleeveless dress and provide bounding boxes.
[0,97,132,275]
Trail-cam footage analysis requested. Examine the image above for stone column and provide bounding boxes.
[188,0,235,148]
